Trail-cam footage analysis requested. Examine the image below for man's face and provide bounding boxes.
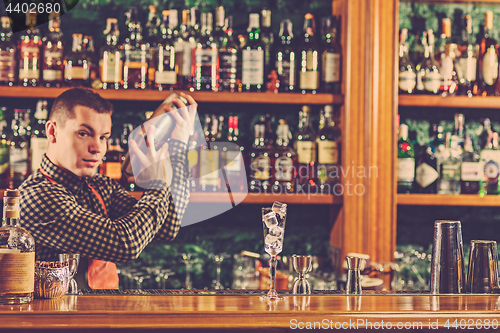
[49,105,112,177]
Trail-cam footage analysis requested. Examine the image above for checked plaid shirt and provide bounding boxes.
[19,139,190,263]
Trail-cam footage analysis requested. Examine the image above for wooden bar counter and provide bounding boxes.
[2,292,500,332]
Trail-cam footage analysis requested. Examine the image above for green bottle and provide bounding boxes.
[397,124,415,193]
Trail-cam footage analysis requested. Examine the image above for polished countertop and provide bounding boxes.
[1,292,500,332]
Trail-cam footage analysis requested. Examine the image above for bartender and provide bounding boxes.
[19,88,196,289]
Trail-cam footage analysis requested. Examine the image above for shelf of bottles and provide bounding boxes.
[0,86,343,105]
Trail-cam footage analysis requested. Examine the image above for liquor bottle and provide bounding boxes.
[409,31,425,67]
[175,8,198,89]
[261,8,274,80]
[199,114,221,192]
[100,18,122,90]
[0,17,16,86]
[478,11,499,96]
[222,115,246,192]
[218,15,239,92]
[153,10,177,91]
[212,6,226,46]
[316,105,341,194]
[415,144,438,194]
[30,99,48,173]
[429,124,445,154]
[242,13,265,92]
[436,18,451,63]
[397,124,415,194]
[63,34,90,87]
[439,43,459,96]
[192,12,219,91]
[248,115,271,193]
[436,132,461,195]
[100,137,123,182]
[83,35,100,88]
[0,107,9,188]
[320,16,342,94]
[416,30,440,94]
[457,14,477,96]
[478,118,494,150]
[461,134,481,195]
[275,19,296,92]
[479,132,500,195]
[120,123,136,191]
[271,119,296,193]
[398,28,417,94]
[295,105,317,192]
[145,5,160,88]
[42,12,64,87]
[18,12,41,87]
[299,13,320,94]
[122,8,149,90]
[0,189,35,304]
[450,113,465,149]
[9,109,29,189]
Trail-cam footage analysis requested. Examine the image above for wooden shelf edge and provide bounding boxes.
[400,0,500,3]
[399,95,500,109]
[397,194,500,207]
[0,87,343,105]
[129,191,342,205]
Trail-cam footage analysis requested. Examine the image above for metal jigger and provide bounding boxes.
[345,256,363,295]
[430,220,466,294]
[292,255,312,294]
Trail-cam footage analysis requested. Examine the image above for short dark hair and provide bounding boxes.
[50,88,114,125]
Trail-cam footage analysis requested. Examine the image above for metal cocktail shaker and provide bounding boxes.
[121,93,188,177]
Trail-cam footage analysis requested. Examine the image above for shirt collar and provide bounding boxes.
[40,155,89,195]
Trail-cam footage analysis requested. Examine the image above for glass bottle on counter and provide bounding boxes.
[436,132,461,195]
[271,119,296,194]
[0,17,16,86]
[9,109,29,189]
[296,105,317,193]
[478,11,499,96]
[398,28,416,94]
[479,132,500,196]
[416,30,440,94]
[100,18,122,90]
[192,12,219,91]
[242,13,265,92]
[64,34,90,87]
[397,124,415,194]
[30,99,48,173]
[299,13,320,94]
[317,105,341,194]
[461,134,481,195]
[249,115,271,193]
[218,15,239,92]
[0,107,9,188]
[457,14,477,97]
[320,16,342,94]
[42,12,64,87]
[155,10,177,91]
[18,11,41,87]
[275,19,296,92]
[0,189,35,305]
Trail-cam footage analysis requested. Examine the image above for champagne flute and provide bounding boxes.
[260,201,287,301]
